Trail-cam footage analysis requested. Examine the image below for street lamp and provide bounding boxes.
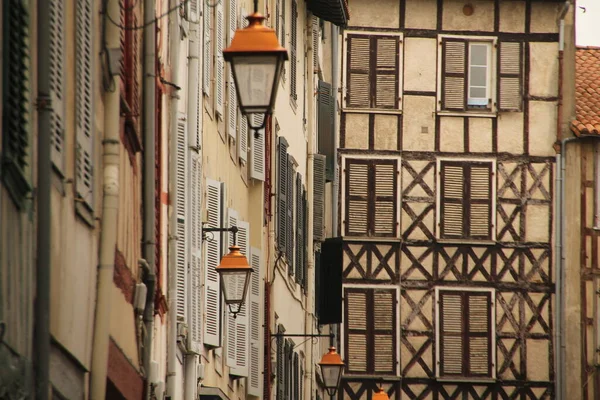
[318,346,344,396]
[373,387,390,400]
[223,1,288,133]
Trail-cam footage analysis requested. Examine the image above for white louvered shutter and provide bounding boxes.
[248,247,263,396]
[227,0,237,138]
[75,0,94,209]
[188,0,199,22]
[250,114,265,181]
[226,208,239,368]
[215,1,225,116]
[176,114,188,321]
[203,3,212,94]
[204,179,222,347]
[238,111,248,162]
[49,0,66,173]
[230,220,250,377]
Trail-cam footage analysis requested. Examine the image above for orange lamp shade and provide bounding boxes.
[373,388,390,400]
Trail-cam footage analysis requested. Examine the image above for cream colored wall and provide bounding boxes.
[442,0,494,32]
[347,0,399,29]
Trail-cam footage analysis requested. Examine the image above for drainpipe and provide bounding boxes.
[142,0,157,398]
[90,0,121,397]
[184,11,201,400]
[166,5,181,398]
[35,0,51,398]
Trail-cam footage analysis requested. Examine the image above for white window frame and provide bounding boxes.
[467,42,493,107]
[340,154,402,240]
[341,30,404,114]
[435,157,497,242]
[340,284,401,377]
[434,286,496,380]
[436,34,498,116]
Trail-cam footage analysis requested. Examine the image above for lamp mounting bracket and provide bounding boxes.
[202,225,238,244]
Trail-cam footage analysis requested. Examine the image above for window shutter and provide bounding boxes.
[75,0,94,210]
[373,289,396,374]
[468,163,492,239]
[188,0,199,22]
[345,160,369,236]
[49,0,66,173]
[312,16,319,70]
[440,162,465,238]
[276,325,285,400]
[204,179,223,347]
[248,247,263,396]
[228,0,237,43]
[345,289,368,373]
[216,1,225,115]
[277,137,289,252]
[346,35,371,108]
[190,151,203,353]
[290,0,298,100]
[237,220,250,256]
[286,156,294,271]
[227,68,237,139]
[295,174,303,283]
[498,41,523,111]
[2,0,32,207]
[203,4,212,94]
[374,36,399,109]
[250,114,265,181]
[239,111,248,162]
[275,0,281,44]
[226,207,238,255]
[176,114,188,321]
[233,221,250,377]
[467,292,491,376]
[293,353,299,399]
[313,154,326,241]
[302,190,308,289]
[373,161,397,236]
[317,81,335,182]
[285,340,292,398]
[439,291,463,375]
[442,39,467,111]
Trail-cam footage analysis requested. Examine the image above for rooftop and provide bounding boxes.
[573,46,600,135]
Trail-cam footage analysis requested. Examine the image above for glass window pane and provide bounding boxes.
[470,66,486,87]
[470,87,486,98]
[470,44,488,66]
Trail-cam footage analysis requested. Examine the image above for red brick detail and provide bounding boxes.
[114,248,135,304]
[107,337,144,400]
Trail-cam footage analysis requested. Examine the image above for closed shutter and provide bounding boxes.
[374,161,397,236]
[188,0,199,22]
[344,287,398,375]
[375,36,400,109]
[203,3,212,94]
[277,137,289,252]
[439,290,492,377]
[317,81,334,182]
[440,161,492,240]
[248,247,263,396]
[204,179,223,347]
[275,0,281,44]
[295,175,303,283]
[290,0,298,100]
[276,325,285,400]
[189,150,203,353]
[239,111,248,162]
[345,160,369,236]
[2,0,31,207]
[176,114,188,320]
[442,38,467,111]
[216,1,225,115]
[75,0,94,210]
[312,16,319,70]
[250,114,265,181]
[498,41,522,111]
[49,0,66,173]
[346,35,371,108]
[226,208,238,250]
[227,0,237,138]
[234,222,250,377]
[293,353,299,399]
[313,155,326,241]
[286,155,294,271]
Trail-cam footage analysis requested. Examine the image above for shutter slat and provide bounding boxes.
[286,155,294,270]
[216,2,225,115]
[248,248,263,396]
[347,35,371,108]
[440,292,464,375]
[49,0,66,173]
[239,111,248,162]
[442,40,466,110]
[441,163,465,238]
[499,41,522,111]
[313,154,326,241]
[190,154,203,353]
[176,114,188,320]
[277,137,289,251]
[250,114,265,180]
[375,37,399,108]
[204,179,223,347]
[203,4,212,94]
[290,0,298,100]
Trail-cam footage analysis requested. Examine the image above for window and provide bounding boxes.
[343,157,400,237]
[276,136,297,272]
[344,32,401,110]
[440,37,523,112]
[343,286,398,375]
[436,288,495,378]
[437,159,495,240]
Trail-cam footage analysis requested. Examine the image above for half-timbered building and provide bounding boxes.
[336,1,562,398]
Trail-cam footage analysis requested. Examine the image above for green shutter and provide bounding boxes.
[277,137,288,252]
[317,81,334,182]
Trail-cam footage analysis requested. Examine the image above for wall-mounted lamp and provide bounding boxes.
[202,226,253,317]
[373,387,390,400]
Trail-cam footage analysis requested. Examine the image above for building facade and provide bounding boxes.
[337,0,562,398]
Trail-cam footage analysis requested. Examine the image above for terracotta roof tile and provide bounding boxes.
[573,47,600,135]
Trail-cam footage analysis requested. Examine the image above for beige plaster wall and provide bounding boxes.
[528,101,557,157]
[442,0,494,32]
[468,117,493,153]
[402,96,436,152]
[530,42,559,98]
[405,0,437,30]
[344,114,369,149]
[530,2,560,33]
[404,38,437,93]
[347,0,400,29]
[499,1,525,33]
[439,116,464,153]
[497,113,524,154]
[374,114,399,151]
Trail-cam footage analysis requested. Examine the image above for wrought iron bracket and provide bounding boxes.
[202,225,238,244]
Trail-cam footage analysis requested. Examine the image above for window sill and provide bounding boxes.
[341,235,401,243]
[342,107,402,115]
[437,238,496,246]
[437,110,497,118]
[342,374,401,381]
[436,377,496,383]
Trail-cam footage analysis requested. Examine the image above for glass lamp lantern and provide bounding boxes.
[318,347,344,396]
[373,388,390,400]
[215,245,253,317]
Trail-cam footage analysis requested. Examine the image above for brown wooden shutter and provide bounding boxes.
[345,288,368,373]
[373,161,397,237]
[293,353,299,399]
[290,0,298,100]
[345,159,369,236]
[317,80,335,181]
[442,39,467,111]
[468,163,493,239]
[439,291,464,375]
[440,162,465,238]
[286,155,294,270]
[498,41,523,111]
[277,137,289,252]
[276,325,285,400]
[374,36,399,109]
[467,292,492,376]
[373,289,397,374]
[347,35,371,108]
[313,154,326,241]
[295,174,303,282]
